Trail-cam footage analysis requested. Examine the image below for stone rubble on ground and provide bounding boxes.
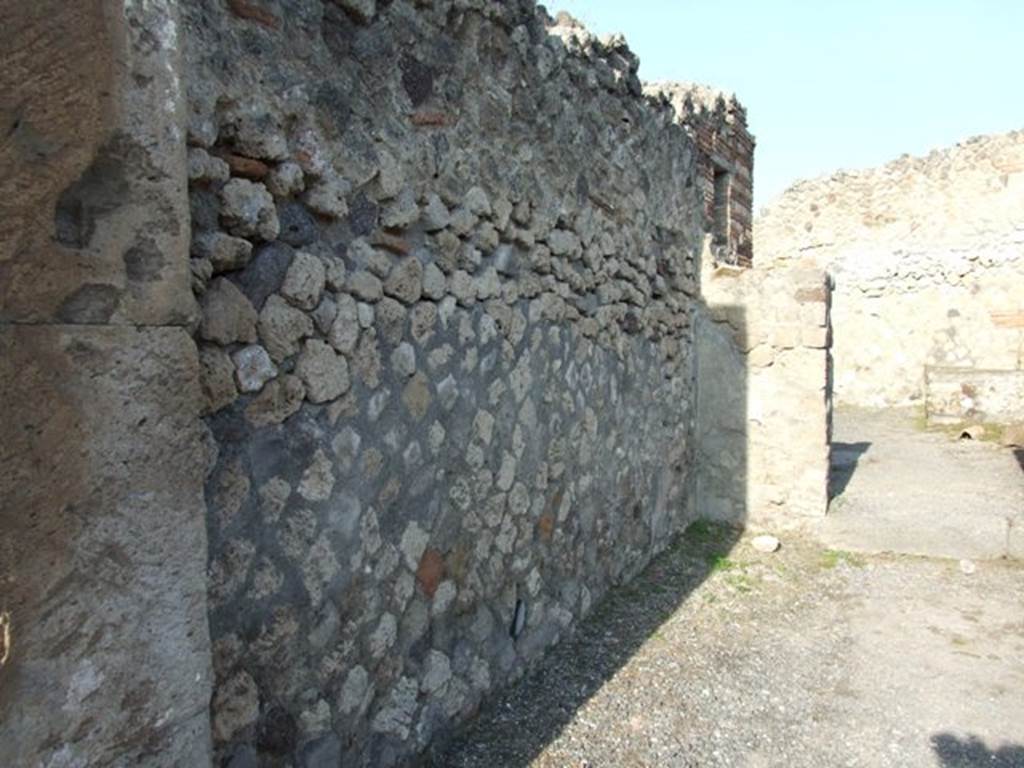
[751,534,781,553]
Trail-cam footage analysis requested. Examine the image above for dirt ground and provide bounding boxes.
[823,407,1024,560]
[431,524,1024,768]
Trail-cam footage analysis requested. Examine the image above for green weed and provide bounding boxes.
[821,549,867,569]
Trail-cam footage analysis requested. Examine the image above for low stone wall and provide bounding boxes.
[182,3,704,765]
[755,131,1024,414]
[925,367,1024,426]
[696,254,832,527]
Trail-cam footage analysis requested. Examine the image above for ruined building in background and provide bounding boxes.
[0,2,829,766]
[757,131,1024,426]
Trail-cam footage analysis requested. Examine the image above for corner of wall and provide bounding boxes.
[0,1,211,764]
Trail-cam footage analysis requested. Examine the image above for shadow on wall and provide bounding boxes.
[829,441,871,500]
[431,300,748,766]
[931,732,1024,767]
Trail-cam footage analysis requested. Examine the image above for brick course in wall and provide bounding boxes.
[648,82,756,266]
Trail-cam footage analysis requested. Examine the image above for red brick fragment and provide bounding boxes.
[227,0,278,29]
[372,232,412,255]
[416,548,444,599]
[536,514,555,542]
[411,111,451,127]
[218,153,270,180]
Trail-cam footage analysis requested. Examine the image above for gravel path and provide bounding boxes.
[430,525,1024,767]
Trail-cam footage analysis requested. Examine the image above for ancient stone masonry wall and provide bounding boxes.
[648,83,756,266]
[756,131,1024,414]
[182,2,702,765]
[696,259,832,527]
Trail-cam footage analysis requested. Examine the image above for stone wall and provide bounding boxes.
[0,2,212,765]
[182,3,707,765]
[696,256,832,527]
[925,367,1024,426]
[0,1,785,765]
[756,131,1024,414]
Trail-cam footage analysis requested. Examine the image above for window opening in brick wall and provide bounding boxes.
[712,166,731,247]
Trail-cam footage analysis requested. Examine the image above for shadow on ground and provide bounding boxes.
[427,521,743,767]
[1013,449,1023,475]
[931,732,1024,767]
[829,440,871,499]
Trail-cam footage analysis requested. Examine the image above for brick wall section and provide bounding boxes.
[648,83,756,266]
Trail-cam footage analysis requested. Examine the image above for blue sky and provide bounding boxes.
[554,0,1024,209]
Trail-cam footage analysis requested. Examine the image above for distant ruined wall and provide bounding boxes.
[756,131,1024,414]
[182,3,709,765]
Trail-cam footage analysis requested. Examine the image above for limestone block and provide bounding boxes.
[422,194,450,232]
[329,294,360,354]
[338,666,370,715]
[304,174,350,219]
[221,109,289,161]
[312,296,338,335]
[246,375,305,427]
[200,345,240,412]
[349,271,384,302]
[422,263,447,300]
[200,278,258,345]
[192,231,254,274]
[0,0,196,326]
[1008,518,1024,560]
[377,298,408,345]
[281,251,326,310]
[188,147,230,184]
[232,344,277,393]
[800,326,829,349]
[771,324,803,350]
[265,161,305,197]
[0,326,211,766]
[384,258,424,305]
[381,188,420,229]
[464,186,492,216]
[212,671,259,743]
[220,179,280,241]
[296,339,351,403]
[258,294,314,362]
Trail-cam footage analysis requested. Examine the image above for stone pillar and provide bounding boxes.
[696,252,832,528]
[0,1,211,764]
